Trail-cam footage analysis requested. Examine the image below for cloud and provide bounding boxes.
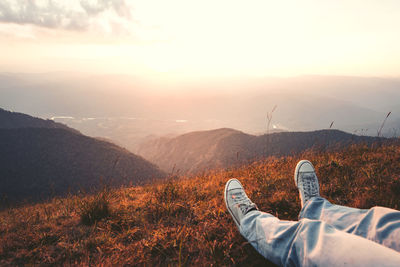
[0,0,132,32]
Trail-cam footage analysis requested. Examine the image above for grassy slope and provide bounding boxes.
[1,142,400,266]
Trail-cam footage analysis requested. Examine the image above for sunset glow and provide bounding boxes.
[1,0,400,79]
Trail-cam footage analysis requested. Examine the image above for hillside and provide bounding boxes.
[0,128,164,205]
[0,108,165,205]
[137,128,384,173]
[1,142,399,266]
[0,108,78,133]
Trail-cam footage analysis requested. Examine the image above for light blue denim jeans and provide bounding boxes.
[239,197,400,266]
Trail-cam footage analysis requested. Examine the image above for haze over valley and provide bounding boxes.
[1,73,399,153]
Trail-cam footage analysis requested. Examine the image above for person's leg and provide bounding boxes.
[241,210,400,267]
[295,160,400,252]
[300,197,400,252]
[225,178,400,266]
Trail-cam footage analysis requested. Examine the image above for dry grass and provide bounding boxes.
[1,142,400,266]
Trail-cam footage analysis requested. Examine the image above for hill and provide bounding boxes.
[0,108,165,205]
[0,108,78,133]
[136,128,384,173]
[0,128,165,205]
[1,141,399,266]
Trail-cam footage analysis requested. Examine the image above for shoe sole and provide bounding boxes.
[294,160,315,187]
[224,178,242,228]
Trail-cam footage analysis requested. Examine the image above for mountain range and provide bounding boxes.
[0,106,391,205]
[137,128,385,173]
[1,73,399,152]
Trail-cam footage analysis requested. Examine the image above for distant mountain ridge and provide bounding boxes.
[2,74,400,153]
[0,108,78,133]
[0,108,165,205]
[137,128,385,173]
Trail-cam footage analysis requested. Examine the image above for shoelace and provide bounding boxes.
[232,191,257,214]
[239,202,257,214]
[301,173,319,200]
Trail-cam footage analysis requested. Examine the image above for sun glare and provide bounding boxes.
[0,0,400,78]
[108,0,400,78]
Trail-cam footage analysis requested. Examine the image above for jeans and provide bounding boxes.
[239,197,400,267]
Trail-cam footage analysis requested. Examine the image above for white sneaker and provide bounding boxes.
[294,160,320,208]
[224,179,258,228]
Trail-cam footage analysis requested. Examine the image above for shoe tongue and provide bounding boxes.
[300,164,314,172]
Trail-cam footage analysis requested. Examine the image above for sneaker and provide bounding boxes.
[224,179,258,228]
[294,160,320,208]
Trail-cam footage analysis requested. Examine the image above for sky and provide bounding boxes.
[1,0,400,80]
